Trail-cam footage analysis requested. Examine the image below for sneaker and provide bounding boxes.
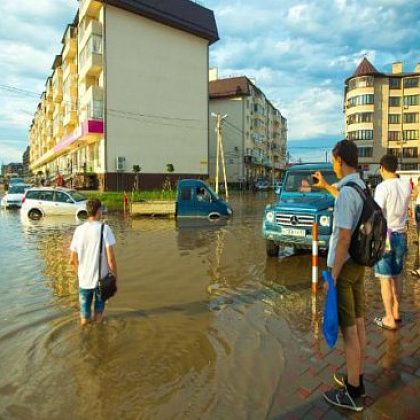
[323,387,364,412]
[334,372,366,397]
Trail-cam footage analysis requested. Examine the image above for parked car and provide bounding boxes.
[9,177,25,186]
[21,187,88,220]
[254,178,270,191]
[262,163,338,256]
[272,180,283,194]
[1,184,30,208]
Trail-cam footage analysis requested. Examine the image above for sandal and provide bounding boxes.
[410,270,420,278]
[374,317,397,331]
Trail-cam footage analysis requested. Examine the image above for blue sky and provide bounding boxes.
[1,0,419,164]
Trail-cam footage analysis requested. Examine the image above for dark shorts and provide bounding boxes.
[374,232,407,278]
[415,204,420,228]
[337,259,365,328]
[79,287,105,319]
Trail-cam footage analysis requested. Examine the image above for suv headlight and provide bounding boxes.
[319,215,330,227]
[266,211,275,223]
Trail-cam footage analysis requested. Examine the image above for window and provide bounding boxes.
[389,78,401,89]
[348,76,374,90]
[403,130,419,140]
[26,191,40,200]
[404,95,420,107]
[55,192,72,203]
[69,190,87,202]
[388,131,401,141]
[389,97,401,107]
[348,94,374,107]
[284,171,338,193]
[401,163,420,170]
[403,113,419,123]
[387,148,399,156]
[403,78,419,88]
[402,147,418,158]
[347,130,373,140]
[388,114,400,124]
[38,191,54,201]
[180,187,192,201]
[348,112,373,124]
[358,147,373,158]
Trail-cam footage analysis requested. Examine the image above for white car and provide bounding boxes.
[21,187,88,220]
[1,184,30,208]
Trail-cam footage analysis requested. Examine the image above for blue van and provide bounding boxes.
[262,163,338,256]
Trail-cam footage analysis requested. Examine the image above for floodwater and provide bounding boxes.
[0,192,418,419]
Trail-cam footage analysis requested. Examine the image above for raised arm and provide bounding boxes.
[313,171,339,198]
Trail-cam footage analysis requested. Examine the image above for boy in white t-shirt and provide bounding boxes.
[373,155,411,330]
[69,199,118,325]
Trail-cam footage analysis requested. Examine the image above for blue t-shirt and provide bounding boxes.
[327,173,365,268]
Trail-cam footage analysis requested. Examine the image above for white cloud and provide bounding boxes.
[0,142,27,164]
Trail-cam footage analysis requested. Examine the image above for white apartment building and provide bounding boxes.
[29,0,218,190]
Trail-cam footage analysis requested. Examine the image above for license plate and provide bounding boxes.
[282,227,306,237]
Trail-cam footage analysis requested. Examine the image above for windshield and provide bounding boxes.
[68,190,87,202]
[9,185,26,194]
[9,178,24,185]
[284,170,338,193]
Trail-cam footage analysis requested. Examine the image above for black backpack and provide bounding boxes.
[345,182,387,267]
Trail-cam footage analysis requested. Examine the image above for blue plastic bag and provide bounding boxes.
[322,271,339,348]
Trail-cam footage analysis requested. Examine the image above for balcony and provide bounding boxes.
[53,117,64,139]
[63,102,78,127]
[79,34,103,79]
[46,79,53,100]
[52,71,63,103]
[63,74,78,102]
[79,0,102,19]
[80,85,103,120]
[63,29,77,61]
[79,19,102,50]
[46,98,54,115]
[63,62,77,81]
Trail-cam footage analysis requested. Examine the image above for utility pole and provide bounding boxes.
[212,113,229,200]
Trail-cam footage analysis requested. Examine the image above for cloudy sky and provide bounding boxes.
[1,0,419,164]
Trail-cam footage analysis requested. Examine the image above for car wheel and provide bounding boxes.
[266,240,279,257]
[28,209,42,220]
[77,210,88,220]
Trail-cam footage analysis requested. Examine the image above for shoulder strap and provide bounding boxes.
[344,181,368,201]
[98,223,104,283]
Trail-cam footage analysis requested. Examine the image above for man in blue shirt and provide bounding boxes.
[318,140,366,412]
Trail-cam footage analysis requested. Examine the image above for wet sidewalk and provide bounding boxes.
[269,267,420,419]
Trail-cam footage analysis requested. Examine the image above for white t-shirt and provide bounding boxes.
[70,221,116,289]
[374,178,411,233]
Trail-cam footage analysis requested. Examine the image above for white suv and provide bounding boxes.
[21,187,88,220]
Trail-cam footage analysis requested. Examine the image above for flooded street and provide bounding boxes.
[0,192,419,419]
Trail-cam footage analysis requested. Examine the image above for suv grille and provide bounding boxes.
[276,213,315,227]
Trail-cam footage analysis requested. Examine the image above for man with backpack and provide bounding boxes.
[319,140,368,412]
[373,155,411,330]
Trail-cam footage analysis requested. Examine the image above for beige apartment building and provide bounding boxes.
[344,58,420,173]
[209,71,287,186]
[29,0,218,190]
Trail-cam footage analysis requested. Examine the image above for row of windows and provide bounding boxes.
[389,77,419,89]
[348,112,373,124]
[348,94,374,107]
[347,130,373,140]
[389,112,420,124]
[357,147,373,158]
[388,130,419,140]
[387,148,419,158]
[389,95,420,107]
[348,76,374,91]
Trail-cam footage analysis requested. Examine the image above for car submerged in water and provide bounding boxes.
[1,184,31,208]
[262,163,338,256]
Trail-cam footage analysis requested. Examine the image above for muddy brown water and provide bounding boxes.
[0,192,418,419]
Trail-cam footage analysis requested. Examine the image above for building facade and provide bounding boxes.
[209,71,287,186]
[344,58,420,173]
[29,0,218,190]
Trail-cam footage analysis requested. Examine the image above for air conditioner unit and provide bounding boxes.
[116,156,126,171]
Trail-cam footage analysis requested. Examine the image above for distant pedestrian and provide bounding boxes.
[410,176,420,278]
[69,199,118,325]
[373,155,411,329]
[322,140,366,412]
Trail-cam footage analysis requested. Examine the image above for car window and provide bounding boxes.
[9,186,26,194]
[26,191,40,200]
[68,190,86,202]
[55,192,73,203]
[284,171,338,193]
[9,178,24,185]
[38,191,54,201]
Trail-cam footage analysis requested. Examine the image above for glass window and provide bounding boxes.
[284,171,338,193]
[388,131,401,141]
[387,148,399,157]
[358,147,373,158]
[68,190,87,202]
[38,191,54,201]
[403,113,419,123]
[389,78,401,89]
[403,78,419,88]
[26,191,40,200]
[404,95,420,106]
[55,191,73,203]
[389,97,401,107]
[403,130,419,140]
[8,185,26,194]
[180,187,192,201]
[402,147,418,158]
[388,114,400,124]
[348,130,373,140]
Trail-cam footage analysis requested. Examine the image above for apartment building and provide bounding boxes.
[29,0,218,190]
[209,71,287,186]
[344,58,420,173]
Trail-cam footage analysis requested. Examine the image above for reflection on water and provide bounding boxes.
[1,195,419,418]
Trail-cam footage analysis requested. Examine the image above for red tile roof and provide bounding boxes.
[351,57,381,77]
[209,77,251,99]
